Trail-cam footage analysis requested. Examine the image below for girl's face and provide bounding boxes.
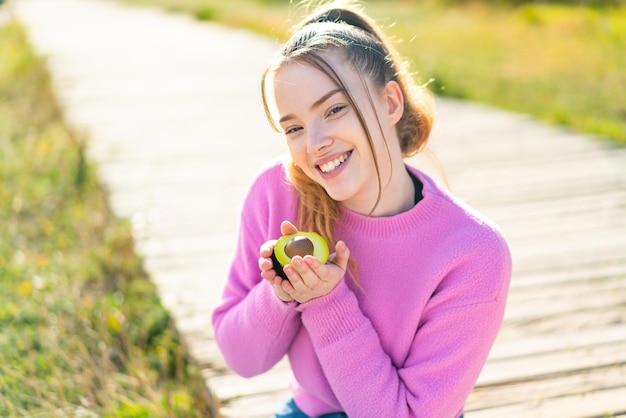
[273,53,405,215]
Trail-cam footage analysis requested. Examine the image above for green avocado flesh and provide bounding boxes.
[274,232,329,268]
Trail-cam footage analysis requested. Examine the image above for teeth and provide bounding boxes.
[319,153,349,173]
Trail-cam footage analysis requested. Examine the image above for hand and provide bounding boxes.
[282,239,350,303]
[259,220,350,303]
[258,220,298,302]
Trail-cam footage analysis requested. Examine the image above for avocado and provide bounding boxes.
[271,231,329,279]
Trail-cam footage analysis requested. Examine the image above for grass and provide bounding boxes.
[374,1,626,143]
[120,0,626,144]
[0,21,217,417]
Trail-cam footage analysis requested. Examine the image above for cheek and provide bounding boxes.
[287,140,308,165]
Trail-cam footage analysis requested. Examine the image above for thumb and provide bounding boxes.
[333,240,350,271]
[280,220,298,236]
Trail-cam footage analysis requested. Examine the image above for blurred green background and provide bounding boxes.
[124,0,626,143]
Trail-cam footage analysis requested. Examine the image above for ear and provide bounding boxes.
[382,80,404,126]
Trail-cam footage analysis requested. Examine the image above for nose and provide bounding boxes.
[306,124,333,155]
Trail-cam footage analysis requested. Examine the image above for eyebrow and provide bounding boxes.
[278,88,344,124]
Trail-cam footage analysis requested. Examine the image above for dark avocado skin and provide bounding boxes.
[271,251,287,280]
[271,232,328,280]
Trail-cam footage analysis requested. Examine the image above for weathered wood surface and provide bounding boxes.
[13,0,626,416]
[413,102,626,417]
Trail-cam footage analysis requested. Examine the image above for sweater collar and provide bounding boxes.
[338,165,447,238]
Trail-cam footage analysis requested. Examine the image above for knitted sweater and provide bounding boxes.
[212,161,511,418]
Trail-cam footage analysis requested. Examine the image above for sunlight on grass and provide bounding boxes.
[369,1,626,142]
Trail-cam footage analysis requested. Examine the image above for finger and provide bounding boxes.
[332,240,350,271]
[282,263,311,295]
[304,254,337,283]
[258,256,273,272]
[280,220,298,236]
[261,268,276,281]
[279,274,301,301]
[291,256,320,289]
[260,240,277,258]
[269,276,294,302]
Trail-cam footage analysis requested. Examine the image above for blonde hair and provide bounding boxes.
[261,1,434,274]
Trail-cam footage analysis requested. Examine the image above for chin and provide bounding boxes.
[324,188,353,204]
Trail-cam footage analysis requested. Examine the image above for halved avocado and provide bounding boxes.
[271,231,329,279]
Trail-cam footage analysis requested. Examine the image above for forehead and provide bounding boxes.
[272,52,370,107]
[272,60,341,110]
[275,59,334,84]
[275,51,346,86]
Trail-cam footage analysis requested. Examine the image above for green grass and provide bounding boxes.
[375,1,626,143]
[0,21,217,417]
[120,0,626,144]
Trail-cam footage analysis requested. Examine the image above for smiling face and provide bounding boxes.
[272,52,407,215]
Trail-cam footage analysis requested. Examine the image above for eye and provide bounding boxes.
[326,104,347,118]
[284,125,303,136]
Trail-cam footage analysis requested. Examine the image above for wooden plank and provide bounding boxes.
[460,178,623,207]
[477,341,626,386]
[468,386,626,418]
[439,147,626,172]
[485,198,626,243]
[510,232,626,269]
[482,189,626,223]
[504,287,626,323]
[468,364,626,412]
[206,360,292,402]
[426,128,608,166]
[510,258,626,288]
[499,305,626,340]
[447,152,624,189]
[488,324,626,361]
[445,157,624,199]
[498,209,626,243]
[511,240,626,273]
[440,142,626,169]
[507,276,625,304]
[219,389,291,418]
[512,260,625,279]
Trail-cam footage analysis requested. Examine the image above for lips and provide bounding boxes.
[317,151,352,174]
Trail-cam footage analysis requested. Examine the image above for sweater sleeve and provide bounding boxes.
[298,228,512,417]
[211,164,302,377]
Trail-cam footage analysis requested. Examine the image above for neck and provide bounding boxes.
[345,165,415,217]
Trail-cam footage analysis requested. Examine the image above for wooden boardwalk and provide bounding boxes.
[13,0,626,416]
[413,102,626,417]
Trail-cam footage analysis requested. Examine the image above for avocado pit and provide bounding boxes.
[285,236,315,258]
[271,231,330,280]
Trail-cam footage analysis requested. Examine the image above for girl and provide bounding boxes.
[212,2,511,417]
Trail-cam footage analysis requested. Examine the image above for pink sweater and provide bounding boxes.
[212,161,511,417]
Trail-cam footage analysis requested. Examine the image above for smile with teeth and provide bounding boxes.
[318,152,351,173]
